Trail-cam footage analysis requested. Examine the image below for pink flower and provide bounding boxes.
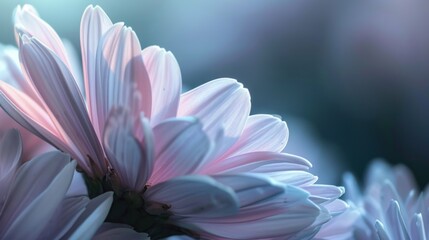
[0,5,346,238]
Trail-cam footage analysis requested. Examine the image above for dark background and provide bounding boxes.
[1,0,428,187]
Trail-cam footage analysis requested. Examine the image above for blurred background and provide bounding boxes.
[1,0,428,187]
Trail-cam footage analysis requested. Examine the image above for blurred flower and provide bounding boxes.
[0,4,347,239]
[0,45,53,160]
[0,129,114,239]
[318,160,428,240]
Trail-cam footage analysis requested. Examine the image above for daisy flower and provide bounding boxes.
[317,160,428,240]
[0,5,347,239]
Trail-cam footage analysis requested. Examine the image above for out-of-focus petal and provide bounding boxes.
[142,46,181,126]
[0,129,22,188]
[410,213,426,240]
[145,175,239,218]
[149,117,210,185]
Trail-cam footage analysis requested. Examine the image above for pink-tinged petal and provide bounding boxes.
[149,117,211,185]
[20,36,105,177]
[14,5,72,69]
[103,109,153,192]
[0,155,75,238]
[200,151,311,175]
[0,81,76,165]
[65,192,113,239]
[142,46,181,126]
[92,23,151,138]
[0,129,22,198]
[178,78,250,158]
[144,175,239,218]
[80,5,112,134]
[221,114,289,158]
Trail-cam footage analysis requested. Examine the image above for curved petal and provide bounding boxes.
[221,114,289,158]
[92,23,151,137]
[178,188,320,239]
[144,175,239,218]
[103,109,153,192]
[178,78,250,158]
[149,117,211,185]
[14,5,72,69]
[0,155,75,238]
[80,5,112,136]
[65,192,114,240]
[19,36,105,177]
[142,46,181,126]
[200,152,311,175]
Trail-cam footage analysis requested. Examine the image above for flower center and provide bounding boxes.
[82,173,198,239]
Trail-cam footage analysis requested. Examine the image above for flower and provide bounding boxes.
[0,4,347,239]
[317,160,428,240]
[0,129,114,239]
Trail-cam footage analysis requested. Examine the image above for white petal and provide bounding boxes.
[65,192,114,240]
[143,46,181,126]
[385,200,410,240]
[178,78,250,158]
[145,175,239,218]
[201,152,311,175]
[223,114,289,157]
[103,109,152,191]
[149,117,211,185]
[410,213,426,240]
[92,23,151,138]
[1,155,75,238]
[375,220,391,240]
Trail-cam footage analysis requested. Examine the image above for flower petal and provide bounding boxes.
[19,36,105,177]
[178,78,250,158]
[149,117,211,185]
[222,114,289,158]
[0,129,22,202]
[142,46,181,126]
[201,152,311,175]
[103,109,153,191]
[0,154,75,238]
[80,5,112,137]
[92,23,151,138]
[65,192,114,240]
[14,5,72,69]
[144,175,239,218]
